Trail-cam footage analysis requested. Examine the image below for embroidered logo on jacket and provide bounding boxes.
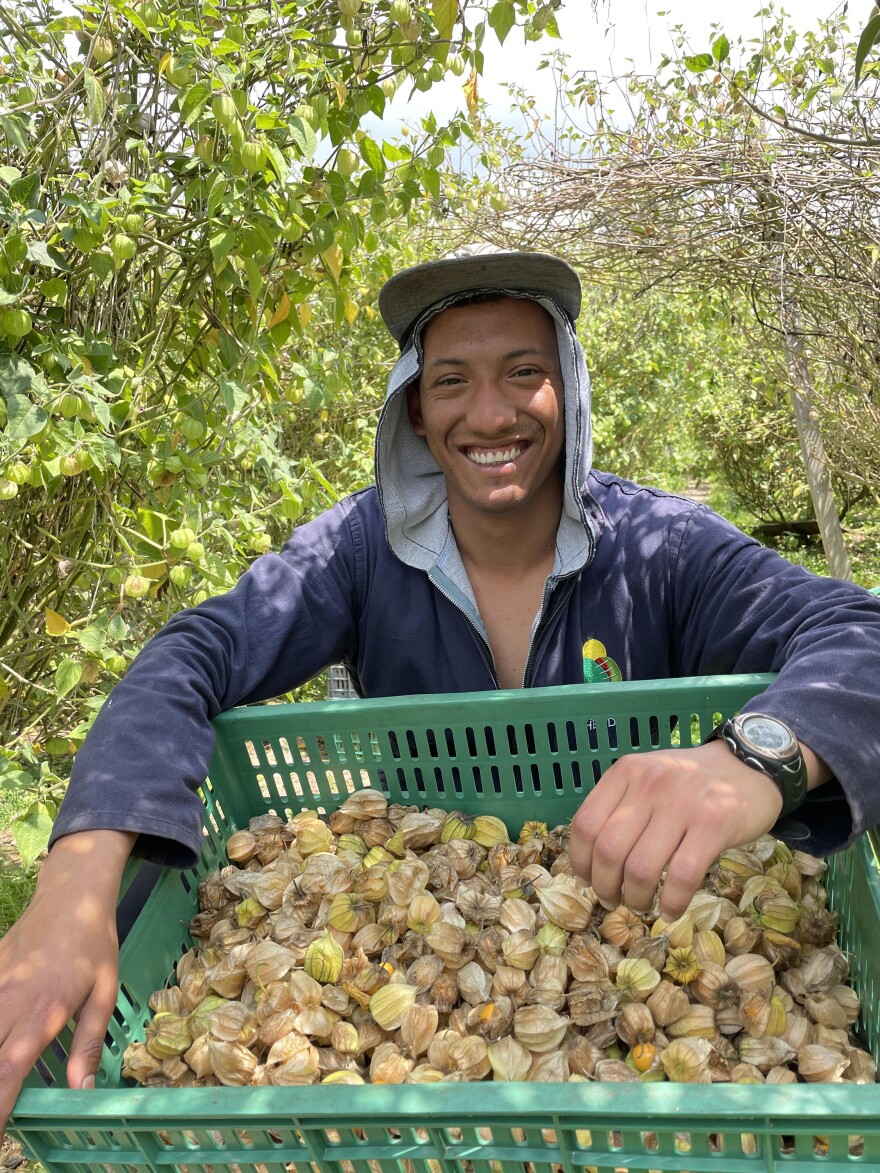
[582,638,622,684]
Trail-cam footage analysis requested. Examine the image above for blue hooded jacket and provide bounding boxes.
[51,290,880,866]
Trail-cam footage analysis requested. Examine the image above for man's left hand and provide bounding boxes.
[568,740,785,921]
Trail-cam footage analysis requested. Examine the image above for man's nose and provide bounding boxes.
[465,378,517,434]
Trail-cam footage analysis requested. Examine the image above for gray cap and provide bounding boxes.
[378,244,582,344]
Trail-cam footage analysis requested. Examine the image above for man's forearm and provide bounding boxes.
[37,830,138,907]
[0,828,138,1133]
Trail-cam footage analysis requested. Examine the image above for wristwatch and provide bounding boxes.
[709,712,808,818]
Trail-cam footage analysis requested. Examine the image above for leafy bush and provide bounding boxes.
[0,0,550,862]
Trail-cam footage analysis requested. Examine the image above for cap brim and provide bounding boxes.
[378,251,582,344]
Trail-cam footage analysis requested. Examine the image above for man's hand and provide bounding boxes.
[0,830,135,1137]
[569,740,785,921]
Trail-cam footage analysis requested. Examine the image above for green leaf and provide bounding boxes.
[210,226,236,265]
[26,240,68,270]
[46,15,82,31]
[55,658,82,698]
[488,0,515,46]
[423,167,441,200]
[856,14,880,86]
[243,256,263,299]
[218,331,241,368]
[180,80,212,127]
[107,614,129,640]
[359,136,386,177]
[382,140,405,162]
[289,116,317,161]
[304,376,325,409]
[40,276,68,305]
[87,395,112,430]
[2,233,27,270]
[137,508,168,546]
[4,394,47,440]
[0,166,21,185]
[206,175,228,219]
[121,4,150,36]
[0,768,36,790]
[0,289,20,306]
[712,35,730,63]
[432,0,458,41]
[684,53,714,73]
[9,171,40,208]
[368,84,386,118]
[310,219,334,252]
[0,355,33,397]
[85,433,121,467]
[83,69,106,124]
[358,169,377,198]
[89,251,115,283]
[77,624,107,654]
[324,172,346,207]
[263,140,288,182]
[12,802,54,870]
[219,377,247,414]
[0,115,30,155]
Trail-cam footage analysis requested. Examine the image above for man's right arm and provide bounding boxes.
[0,829,136,1134]
[50,505,362,867]
[1,501,364,1131]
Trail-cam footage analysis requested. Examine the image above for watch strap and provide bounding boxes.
[707,716,808,818]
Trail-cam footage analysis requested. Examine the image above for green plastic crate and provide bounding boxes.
[11,675,880,1173]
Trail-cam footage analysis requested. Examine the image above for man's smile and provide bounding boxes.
[464,444,527,466]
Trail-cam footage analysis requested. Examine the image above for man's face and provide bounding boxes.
[406,297,565,520]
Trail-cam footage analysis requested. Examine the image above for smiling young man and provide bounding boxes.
[1,246,880,1129]
[408,297,566,687]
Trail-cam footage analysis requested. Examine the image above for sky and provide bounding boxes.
[386,0,849,127]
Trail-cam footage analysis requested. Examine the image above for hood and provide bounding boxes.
[374,289,603,609]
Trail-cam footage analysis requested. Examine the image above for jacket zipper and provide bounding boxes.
[428,570,500,684]
[521,574,577,688]
[430,570,575,690]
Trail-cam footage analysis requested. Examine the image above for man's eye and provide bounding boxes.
[512,366,541,378]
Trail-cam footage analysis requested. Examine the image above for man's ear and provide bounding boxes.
[406,384,426,436]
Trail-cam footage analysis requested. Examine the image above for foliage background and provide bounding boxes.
[0,0,555,866]
[440,9,880,527]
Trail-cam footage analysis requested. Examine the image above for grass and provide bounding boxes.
[0,863,37,936]
[0,782,32,830]
[0,786,39,936]
[705,486,880,588]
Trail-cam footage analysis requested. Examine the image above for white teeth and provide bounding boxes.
[468,447,523,465]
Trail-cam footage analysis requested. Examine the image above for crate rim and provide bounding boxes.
[217,672,779,726]
[11,1077,880,1129]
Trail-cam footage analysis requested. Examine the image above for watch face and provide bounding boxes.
[739,714,797,757]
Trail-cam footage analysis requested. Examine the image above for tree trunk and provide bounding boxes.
[780,296,852,581]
